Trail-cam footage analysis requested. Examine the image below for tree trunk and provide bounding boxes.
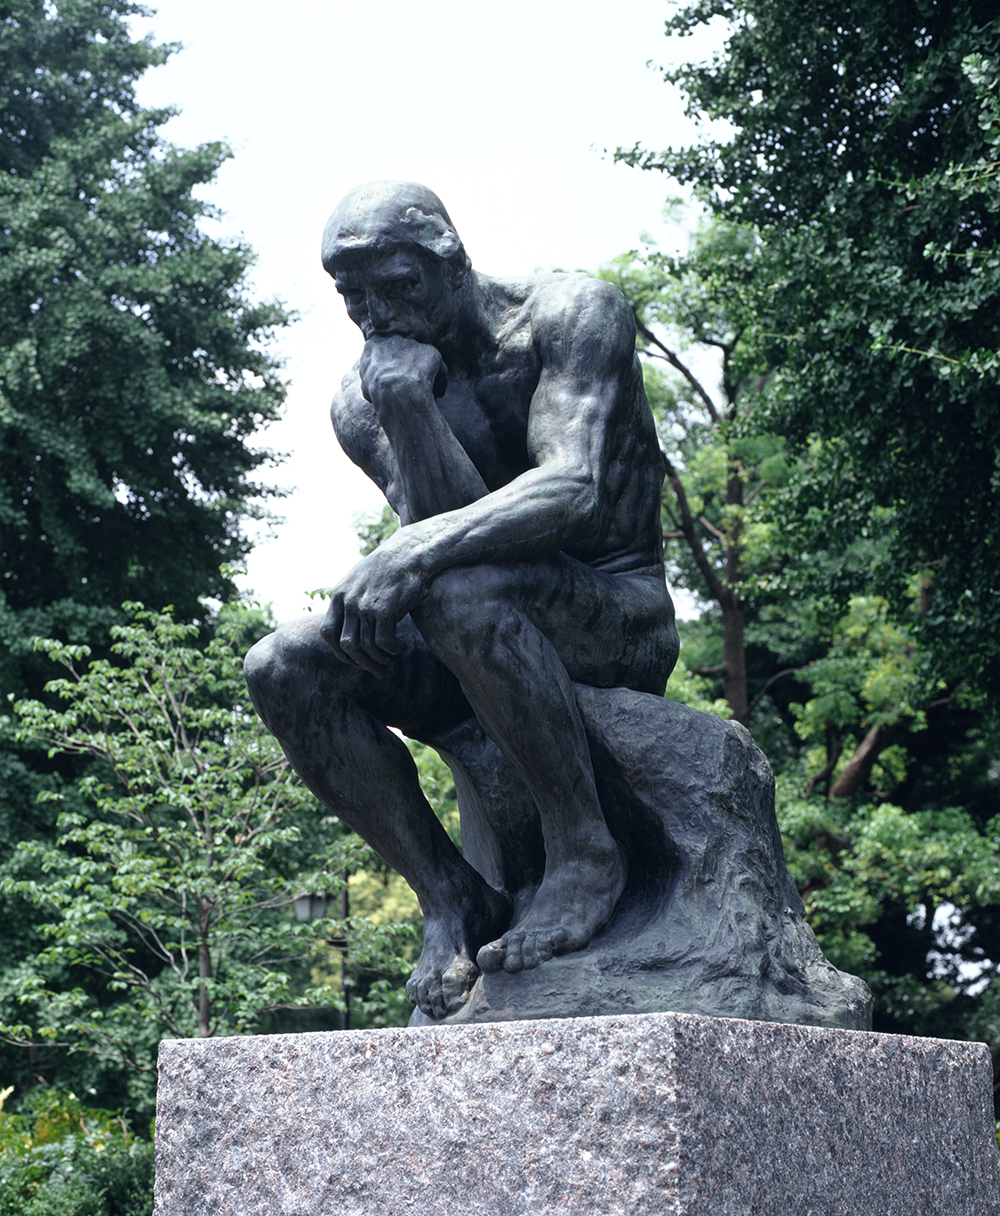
[660,432,750,727]
[720,465,749,727]
[198,941,212,1038]
[829,723,899,799]
[720,592,750,727]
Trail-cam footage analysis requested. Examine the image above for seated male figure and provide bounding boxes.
[244,181,678,1020]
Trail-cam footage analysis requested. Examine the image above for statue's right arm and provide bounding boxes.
[332,339,490,522]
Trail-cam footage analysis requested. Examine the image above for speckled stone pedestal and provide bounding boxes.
[154,1012,1000,1216]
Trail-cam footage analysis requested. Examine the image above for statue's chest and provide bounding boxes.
[438,358,538,490]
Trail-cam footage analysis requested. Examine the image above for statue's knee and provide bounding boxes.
[243,631,281,709]
[243,627,313,733]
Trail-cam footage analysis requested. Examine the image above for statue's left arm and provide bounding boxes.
[322,279,638,671]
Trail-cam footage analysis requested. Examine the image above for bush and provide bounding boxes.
[0,1087,152,1216]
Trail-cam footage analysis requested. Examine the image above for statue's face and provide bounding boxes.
[332,248,459,345]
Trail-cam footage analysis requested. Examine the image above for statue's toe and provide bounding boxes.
[476,939,506,974]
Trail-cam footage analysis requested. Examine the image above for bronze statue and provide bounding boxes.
[245,182,870,1031]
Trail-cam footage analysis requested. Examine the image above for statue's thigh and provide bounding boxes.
[423,558,676,695]
[519,560,675,693]
[253,612,472,739]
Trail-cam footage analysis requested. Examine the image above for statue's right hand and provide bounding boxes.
[359,336,446,411]
[319,540,424,676]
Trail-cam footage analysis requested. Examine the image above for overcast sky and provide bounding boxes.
[130,1,728,622]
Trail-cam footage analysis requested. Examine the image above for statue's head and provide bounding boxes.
[322,182,471,344]
[322,181,469,274]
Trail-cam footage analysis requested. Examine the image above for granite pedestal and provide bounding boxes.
[154,1012,1000,1216]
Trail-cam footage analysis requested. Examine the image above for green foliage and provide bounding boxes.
[1,604,412,1111]
[0,1086,152,1216]
[665,660,732,719]
[334,876,419,1031]
[620,1,1000,693]
[0,122,289,620]
[777,778,1000,1040]
[354,505,400,557]
[0,2,290,626]
[790,596,927,789]
[0,1,165,178]
[0,0,294,1108]
[765,596,1000,1047]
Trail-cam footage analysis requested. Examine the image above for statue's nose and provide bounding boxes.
[366,290,393,328]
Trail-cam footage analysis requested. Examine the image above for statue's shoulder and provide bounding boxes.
[484,271,633,351]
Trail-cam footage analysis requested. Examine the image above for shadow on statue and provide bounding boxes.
[244,181,871,1032]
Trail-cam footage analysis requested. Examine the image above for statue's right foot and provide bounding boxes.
[405,884,512,1019]
[476,838,626,975]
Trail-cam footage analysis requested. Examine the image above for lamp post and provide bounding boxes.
[291,878,349,1031]
[339,880,349,1031]
[292,892,327,922]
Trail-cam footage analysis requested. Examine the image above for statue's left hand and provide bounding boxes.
[320,538,424,674]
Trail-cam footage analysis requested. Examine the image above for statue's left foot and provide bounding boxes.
[405,940,479,1021]
[405,883,512,1019]
[476,839,626,974]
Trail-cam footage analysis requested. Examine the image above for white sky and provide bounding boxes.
[130,0,728,622]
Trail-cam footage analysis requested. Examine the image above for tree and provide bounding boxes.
[1,604,415,1122]
[602,212,897,756]
[618,1,1000,695]
[777,617,1000,1057]
[0,1,293,1106]
[1,0,290,667]
[0,1086,153,1216]
[1,5,289,633]
[1,0,162,177]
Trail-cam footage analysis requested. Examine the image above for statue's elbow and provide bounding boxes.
[567,475,603,541]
